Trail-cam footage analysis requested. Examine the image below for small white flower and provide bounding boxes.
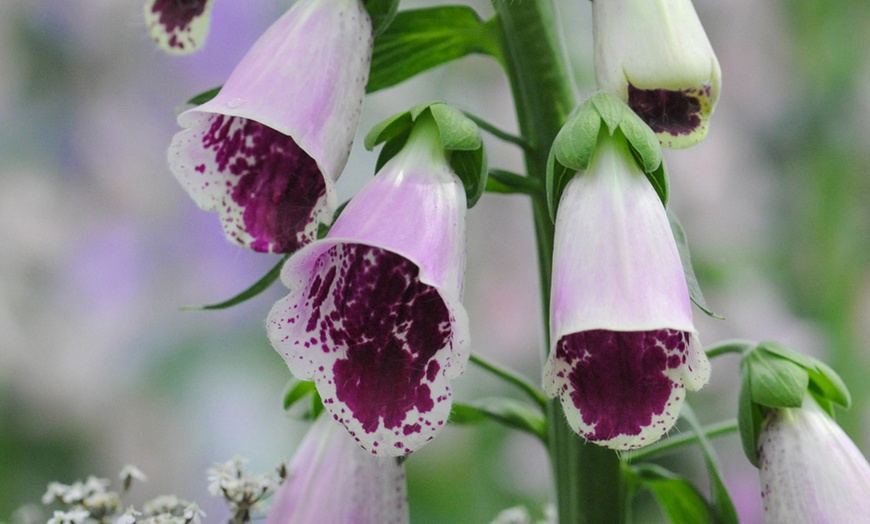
[119,465,148,485]
[47,508,90,524]
[42,482,69,505]
[116,507,141,524]
[490,506,531,524]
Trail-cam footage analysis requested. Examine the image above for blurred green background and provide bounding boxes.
[1,1,868,523]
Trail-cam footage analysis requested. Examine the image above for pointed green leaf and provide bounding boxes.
[633,465,713,524]
[590,92,626,135]
[430,103,482,151]
[552,102,601,172]
[282,378,317,410]
[367,6,502,93]
[667,210,722,319]
[641,155,669,205]
[681,406,739,524]
[186,86,221,106]
[450,147,487,207]
[182,255,287,310]
[738,361,764,467]
[546,146,576,222]
[757,341,851,409]
[449,403,488,424]
[747,350,809,408]
[451,398,546,442]
[363,0,399,36]
[364,110,413,150]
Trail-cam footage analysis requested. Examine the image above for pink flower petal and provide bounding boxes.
[267,416,409,524]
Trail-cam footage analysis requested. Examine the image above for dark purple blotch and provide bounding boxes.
[307,244,452,436]
[150,0,208,49]
[628,84,706,137]
[201,114,326,253]
[555,329,690,442]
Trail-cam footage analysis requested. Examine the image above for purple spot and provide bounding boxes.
[304,244,452,434]
[201,115,326,253]
[403,424,421,435]
[150,0,208,49]
[194,164,205,173]
[628,84,706,137]
[555,329,690,442]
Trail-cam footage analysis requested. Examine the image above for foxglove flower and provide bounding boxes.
[144,0,216,54]
[267,115,470,456]
[593,0,721,148]
[168,0,372,253]
[544,132,710,450]
[266,416,409,524]
[758,396,870,522]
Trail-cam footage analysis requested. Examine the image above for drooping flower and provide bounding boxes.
[544,130,710,450]
[267,113,470,456]
[266,416,409,524]
[144,0,216,54]
[758,395,870,522]
[168,0,372,253]
[593,0,721,148]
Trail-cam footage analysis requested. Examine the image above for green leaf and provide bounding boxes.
[667,210,722,319]
[641,156,669,206]
[681,405,739,524]
[282,378,317,410]
[619,104,662,174]
[450,398,546,442]
[738,361,764,467]
[746,350,809,408]
[632,464,713,524]
[590,92,626,135]
[451,146,487,207]
[363,0,399,36]
[546,146,575,222]
[364,110,412,150]
[367,6,502,93]
[186,86,221,106]
[181,255,287,310]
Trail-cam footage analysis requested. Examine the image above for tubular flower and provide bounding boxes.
[593,0,721,148]
[266,416,409,524]
[267,115,470,456]
[168,0,372,253]
[144,0,216,54]
[758,396,870,522]
[544,131,710,450]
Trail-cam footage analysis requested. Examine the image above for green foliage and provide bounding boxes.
[186,86,221,105]
[668,210,722,319]
[182,255,287,310]
[363,0,399,36]
[367,6,502,93]
[282,378,324,420]
[680,406,739,524]
[365,102,488,207]
[629,464,713,524]
[450,398,547,443]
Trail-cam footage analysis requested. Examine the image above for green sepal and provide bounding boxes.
[546,92,665,220]
[282,378,324,420]
[367,6,502,93]
[746,350,809,409]
[186,86,221,106]
[363,0,399,36]
[628,464,713,524]
[738,360,764,467]
[756,341,851,409]
[365,102,488,207]
[668,210,721,319]
[181,255,287,311]
[449,398,547,442]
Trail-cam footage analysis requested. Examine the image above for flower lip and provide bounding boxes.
[144,0,214,54]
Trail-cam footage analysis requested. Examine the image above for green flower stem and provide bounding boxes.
[627,419,739,461]
[493,2,625,522]
[705,339,757,359]
[486,169,544,196]
[463,112,533,151]
[469,353,548,408]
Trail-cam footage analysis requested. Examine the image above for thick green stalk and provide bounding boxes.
[492,2,625,522]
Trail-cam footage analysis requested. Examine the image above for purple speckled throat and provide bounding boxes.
[280,243,454,454]
[199,114,326,253]
[554,328,691,446]
[628,84,707,137]
[150,0,208,51]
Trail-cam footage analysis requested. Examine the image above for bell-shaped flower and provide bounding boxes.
[593,0,721,148]
[266,416,409,524]
[544,130,710,450]
[267,113,470,456]
[144,0,216,54]
[758,395,870,522]
[168,0,372,253]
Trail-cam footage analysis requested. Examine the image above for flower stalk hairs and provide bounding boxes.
[168,0,373,253]
[268,103,486,456]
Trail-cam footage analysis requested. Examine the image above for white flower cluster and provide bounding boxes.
[206,457,285,522]
[490,504,556,524]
